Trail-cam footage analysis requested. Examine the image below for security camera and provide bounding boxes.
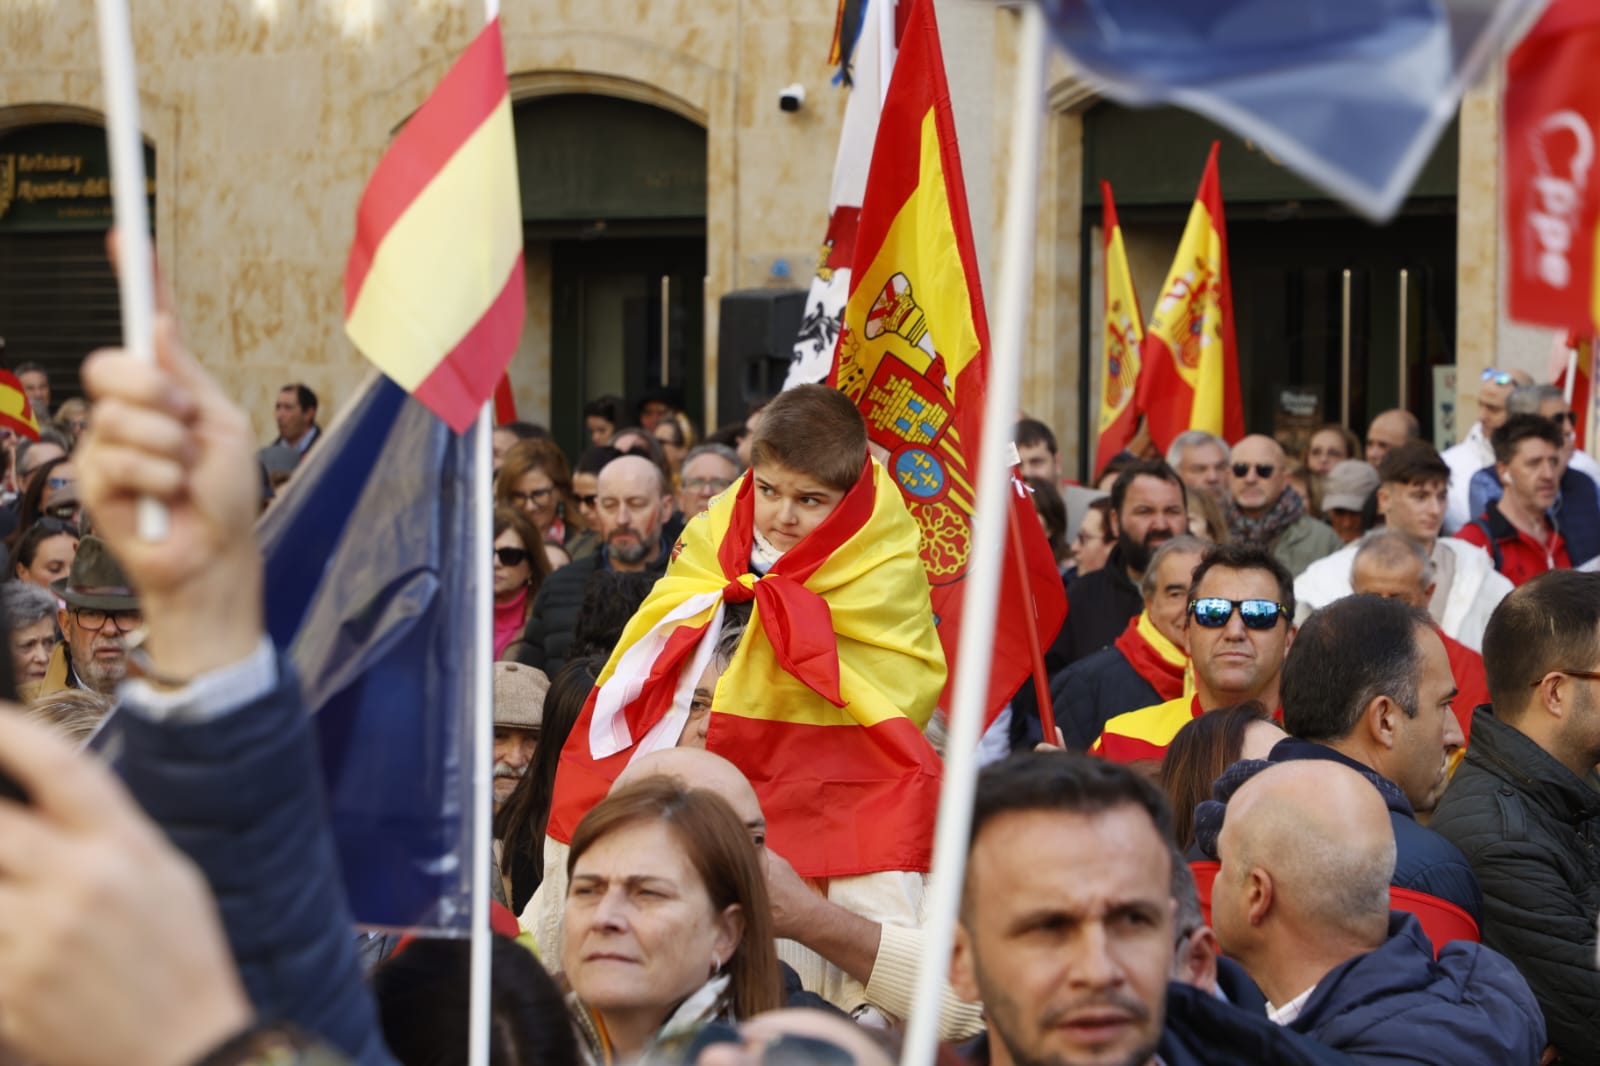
[779,83,806,112]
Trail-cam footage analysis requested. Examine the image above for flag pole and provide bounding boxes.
[877,0,896,107]
[901,3,1047,1063]
[93,0,168,541]
[468,3,501,1063]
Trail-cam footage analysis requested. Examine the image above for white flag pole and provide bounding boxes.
[468,3,501,1064]
[93,0,167,541]
[900,3,1047,1064]
[878,0,897,108]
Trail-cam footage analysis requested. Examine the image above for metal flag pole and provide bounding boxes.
[93,0,168,541]
[468,3,502,1063]
[900,2,1048,1063]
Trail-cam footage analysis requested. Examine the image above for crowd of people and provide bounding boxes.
[0,318,1596,1066]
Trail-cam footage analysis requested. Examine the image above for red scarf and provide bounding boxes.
[493,585,529,659]
[1112,611,1187,702]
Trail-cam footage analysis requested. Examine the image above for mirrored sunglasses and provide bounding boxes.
[1189,597,1286,630]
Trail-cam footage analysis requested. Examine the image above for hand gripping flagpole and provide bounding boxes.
[901,4,1048,1064]
[468,4,501,1065]
[94,0,168,541]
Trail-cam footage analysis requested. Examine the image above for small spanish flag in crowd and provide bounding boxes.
[1135,142,1244,453]
[1095,180,1143,477]
[343,19,524,432]
[0,370,39,441]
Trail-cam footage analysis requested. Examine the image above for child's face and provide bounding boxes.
[752,462,845,552]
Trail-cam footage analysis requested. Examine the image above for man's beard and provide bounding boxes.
[493,761,524,810]
[1119,528,1172,574]
[75,639,127,695]
[607,528,651,565]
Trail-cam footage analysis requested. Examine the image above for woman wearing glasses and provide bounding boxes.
[497,438,577,568]
[494,507,553,660]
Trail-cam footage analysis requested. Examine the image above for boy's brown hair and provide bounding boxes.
[749,384,868,492]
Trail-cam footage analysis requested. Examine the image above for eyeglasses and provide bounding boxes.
[575,493,598,508]
[1481,369,1516,385]
[508,487,555,507]
[1531,668,1600,687]
[494,546,528,567]
[71,607,143,633]
[1551,411,1577,427]
[683,477,733,494]
[33,517,79,537]
[1230,463,1275,479]
[1189,597,1287,630]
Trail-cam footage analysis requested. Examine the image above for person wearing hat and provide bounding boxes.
[493,661,548,811]
[41,534,141,698]
[1321,458,1380,545]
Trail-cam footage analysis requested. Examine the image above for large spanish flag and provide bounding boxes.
[827,0,1066,725]
[343,20,524,432]
[1135,142,1244,453]
[1095,180,1143,476]
[546,459,947,877]
[0,371,39,441]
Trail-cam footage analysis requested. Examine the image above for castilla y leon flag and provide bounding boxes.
[1136,142,1244,454]
[828,0,1066,725]
[1504,0,1600,334]
[0,370,39,441]
[1095,180,1143,476]
[343,19,524,432]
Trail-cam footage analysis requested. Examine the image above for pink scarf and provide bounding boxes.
[493,585,530,658]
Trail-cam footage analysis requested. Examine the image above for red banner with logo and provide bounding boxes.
[1505,0,1600,332]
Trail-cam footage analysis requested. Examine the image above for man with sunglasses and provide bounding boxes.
[1431,571,1600,1066]
[39,534,141,698]
[1465,385,1600,568]
[1092,545,1295,766]
[1224,435,1342,578]
[1441,366,1532,533]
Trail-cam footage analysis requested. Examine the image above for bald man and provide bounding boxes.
[1363,409,1419,468]
[522,747,986,1039]
[1226,435,1343,576]
[511,454,676,672]
[1213,761,1544,1062]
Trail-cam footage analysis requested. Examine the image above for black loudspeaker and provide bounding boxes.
[716,289,806,428]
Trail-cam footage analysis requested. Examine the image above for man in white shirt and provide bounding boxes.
[1441,368,1531,533]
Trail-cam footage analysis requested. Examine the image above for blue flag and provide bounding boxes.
[1039,0,1540,221]
[257,374,481,933]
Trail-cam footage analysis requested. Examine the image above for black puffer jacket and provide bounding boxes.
[1430,707,1600,1066]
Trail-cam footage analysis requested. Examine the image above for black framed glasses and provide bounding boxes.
[494,546,529,567]
[1532,668,1600,687]
[72,607,143,633]
[1230,463,1275,479]
[575,493,598,508]
[1552,411,1578,427]
[1189,597,1287,630]
[508,487,555,507]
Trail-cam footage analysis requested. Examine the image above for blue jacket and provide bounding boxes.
[1050,645,1161,751]
[117,654,397,1066]
[1468,463,1600,567]
[1267,740,1483,926]
[1291,914,1545,1064]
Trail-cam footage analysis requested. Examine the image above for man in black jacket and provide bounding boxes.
[511,454,673,673]
[1431,570,1600,1066]
[1055,461,1187,669]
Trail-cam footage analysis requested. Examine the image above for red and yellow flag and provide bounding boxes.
[1095,180,1143,476]
[0,371,39,441]
[1135,142,1244,453]
[828,0,1066,726]
[547,460,946,877]
[343,20,524,433]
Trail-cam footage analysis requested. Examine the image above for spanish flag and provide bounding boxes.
[828,0,1065,725]
[0,371,39,441]
[1095,180,1143,476]
[547,459,947,877]
[343,20,523,433]
[1135,142,1244,454]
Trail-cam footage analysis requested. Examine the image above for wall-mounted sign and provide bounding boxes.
[0,122,154,232]
[1274,384,1323,461]
[1432,365,1458,450]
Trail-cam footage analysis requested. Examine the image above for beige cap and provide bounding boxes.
[494,662,550,730]
[1322,460,1380,513]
